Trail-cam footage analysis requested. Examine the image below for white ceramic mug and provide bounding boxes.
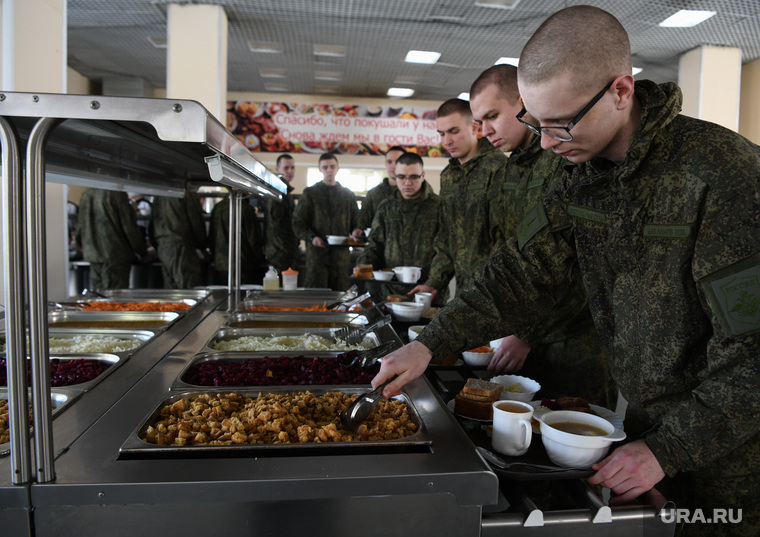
[491,400,534,456]
[414,292,433,309]
[398,266,422,284]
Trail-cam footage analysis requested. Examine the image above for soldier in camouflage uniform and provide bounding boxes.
[357,152,445,302]
[263,154,300,273]
[152,191,208,289]
[292,153,360,290]
[76,188,148,289]
[374,7,760,535]
[209,195,265,285]
[469,64,616,408]
[411,98,509,300]
[356,146,405,232]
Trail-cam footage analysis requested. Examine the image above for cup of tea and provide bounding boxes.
[395,266,421,284]
[491,400,534,456]
[414,292,433,309]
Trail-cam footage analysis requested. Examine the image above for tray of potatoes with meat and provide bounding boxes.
[119,387,430,456]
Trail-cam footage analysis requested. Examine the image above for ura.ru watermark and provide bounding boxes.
[662,508,742,524]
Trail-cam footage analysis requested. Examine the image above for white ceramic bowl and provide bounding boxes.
[490,374,541,402]
[407,325,424,341]
[461,349,494,366]
[326,235,347,245]
[536,410,626,469]
[373,270,394,281]
[388,302,425,322]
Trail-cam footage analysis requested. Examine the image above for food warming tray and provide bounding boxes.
[69,298,198,310]
[48,311,180,330]
[119,386,431,458]
[1,328,155,356]
[170,351,382,390]
[96,289,210,301]
[0,388,80,456]
[226,311,367,329]
[203,327,381,353]
[245,290,346,301]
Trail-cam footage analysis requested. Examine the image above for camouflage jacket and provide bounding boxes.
[358,177,395,230]
[292,181,359,241]
[488,136,592,346]
[417,80,760,477]
[425,137,509,294]
[151,192,207,249]
[76,188,147,263]
[263,184,299,267]
[357,181,440,280]
[209,196,264,272]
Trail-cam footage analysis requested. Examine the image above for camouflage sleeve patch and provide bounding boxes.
[516,203,548,251]
[702,253,760,336]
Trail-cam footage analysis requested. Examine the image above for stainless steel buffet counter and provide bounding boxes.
[27,303,498,537]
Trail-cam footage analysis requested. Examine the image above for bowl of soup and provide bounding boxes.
[535,410,626,469]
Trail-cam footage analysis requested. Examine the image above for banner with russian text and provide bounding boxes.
[227,101,446,157]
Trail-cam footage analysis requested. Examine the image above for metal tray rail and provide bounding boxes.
[203,327,381,354]
[119,386,430,458]
[238,297,364,311]
[1,328,155,357]
[97,289,210,301]
[170,351,384,390]
[245,290,347,302]
[225,311,368,329]
[48,311,180,331]
[0,388,82,456]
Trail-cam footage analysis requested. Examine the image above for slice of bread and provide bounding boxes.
[458,391,495,402]
[461,378,503,400]
[454,394,494,420]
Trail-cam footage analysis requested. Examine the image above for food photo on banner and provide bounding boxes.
[227,101,446,157]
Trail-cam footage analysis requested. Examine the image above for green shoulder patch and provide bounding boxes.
[703,255,760,336]
[567,204,606,224]
[643,224,691,239]
[516,203,549,250]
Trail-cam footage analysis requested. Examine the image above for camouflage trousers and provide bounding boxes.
[88,262,132,290]
[156,240,203,289]
[304,244,350,291]
[517,320,617,409]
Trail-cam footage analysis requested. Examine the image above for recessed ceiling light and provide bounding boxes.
[259,68,287,79]
[632,67,643,76]
[494,57,519,66]
[264,83,289,92]
[148,36,166,49]
[248,40,283,53]
[315,71,342,81]
[474,0,521,9]
[315,85,339,94]
[405,50,441,64]
[314,44,346,57]
[659,10,716,28]
[458,92,470,101]
[387,87,415,98]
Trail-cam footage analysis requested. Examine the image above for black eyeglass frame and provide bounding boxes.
[516,80,615,142]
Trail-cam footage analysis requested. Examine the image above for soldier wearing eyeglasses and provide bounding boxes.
[357,152,444,302]
[374,6,760,535]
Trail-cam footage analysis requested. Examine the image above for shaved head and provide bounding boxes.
[470,65,520,104]
[518,5,632,93]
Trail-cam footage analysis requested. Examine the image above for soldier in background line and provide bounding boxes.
[76,188,149,289]
[468,64,616,409]
[375,7,760,535]
[152,190,208,289]
[263,154,300,273]
[355,145,405,233]
[410,98,509,300]
[292,152,360,290]
[209,194,265,285]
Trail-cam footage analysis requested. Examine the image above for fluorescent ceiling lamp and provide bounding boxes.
[387,87,415,98]
[315,85,340,94]
[147,36,167,48]
[632,66,643,76]
[495,57,519,66]
[659,10,716,28]
[314,44,346,57]
[259,68,287,78]
[458,92,470,101]
[248,40,283,53]
[405,50,441,64]
[474,0,521,9]
[315,71,342,81]
[264,83,289,92]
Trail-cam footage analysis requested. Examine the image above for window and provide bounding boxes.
[306,167,385,196]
